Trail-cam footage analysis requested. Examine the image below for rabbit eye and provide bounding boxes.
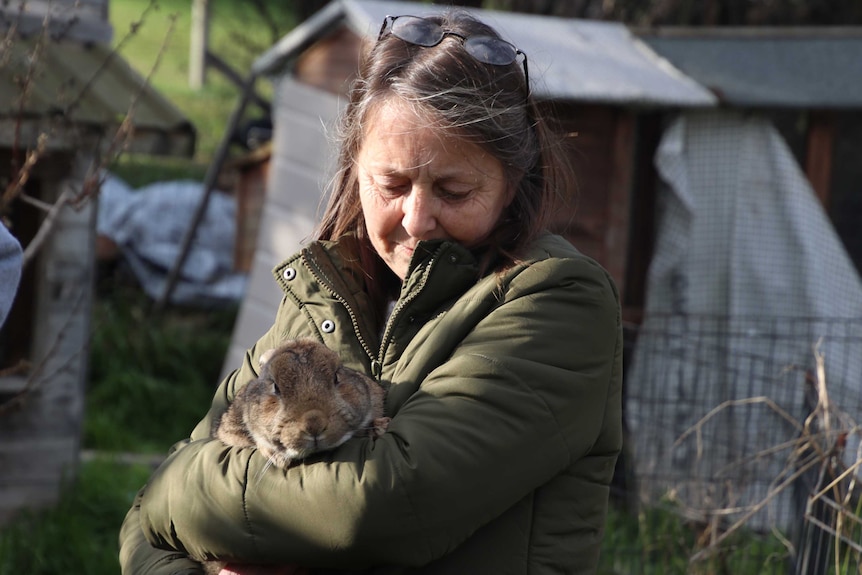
[270,381,278,395]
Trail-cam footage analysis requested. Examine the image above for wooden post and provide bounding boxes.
[156,78,256,311]
[605,109,635,302]
[189,0,210,89]
[805,111,834,210]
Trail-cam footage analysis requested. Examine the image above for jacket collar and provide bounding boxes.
[274,235,485,327]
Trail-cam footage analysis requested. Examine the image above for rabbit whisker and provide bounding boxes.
[254,457,276,484]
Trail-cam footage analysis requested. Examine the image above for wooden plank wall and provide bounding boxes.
[220,79,341,380]
[550,103,635,302]
[294,26,363,97]
[221,27,647,374]
[0,152,94,525]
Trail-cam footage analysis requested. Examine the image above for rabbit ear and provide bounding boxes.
[258,348,277,368]
[335,366,359,386]
[336,365,375,390]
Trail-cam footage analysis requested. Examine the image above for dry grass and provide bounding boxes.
[672,340,862,572]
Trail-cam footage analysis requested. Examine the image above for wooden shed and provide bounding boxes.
[213,1,862,559]
[637,27,862,276]
[220,0,717,377]
[0,0,194,524]
[202,3,862,565]
[222,0,862,360]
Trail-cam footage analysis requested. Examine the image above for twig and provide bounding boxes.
[689,453,823,562]
[8,3,177,270]
[21,186,73,265]
[681,341,862,566]
[673,395,803,460]
[63,0,160,118]
[82,9,177,176]
[0,280,89,416]
[1,132,48,209]
[811,450,862,503]
[17,192,54,212]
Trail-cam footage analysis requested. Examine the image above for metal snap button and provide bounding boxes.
[282,267,296,281]
[321,319,336,333]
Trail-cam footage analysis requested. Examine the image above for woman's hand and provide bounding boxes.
[219,564,309,575]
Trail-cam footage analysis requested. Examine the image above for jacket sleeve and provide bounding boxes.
[118,317,288,574]
[136,255,621,569]
[119,487,204,575]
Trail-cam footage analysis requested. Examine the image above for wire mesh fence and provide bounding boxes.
[601,315,862,575]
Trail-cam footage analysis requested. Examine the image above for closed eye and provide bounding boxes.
[381,187,409,199]
[435,178,474,202]
[375,177,410,197]
[439,189,471,202]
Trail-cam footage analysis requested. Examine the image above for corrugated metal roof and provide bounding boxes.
[0,0,112,44]
[254,0,717,108]
[638,28,862,108]
[0,38,195,155]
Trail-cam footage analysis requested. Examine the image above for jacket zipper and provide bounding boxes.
[301,253,380,376]
[376,251,439,368]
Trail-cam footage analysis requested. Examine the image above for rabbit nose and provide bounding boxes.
[302,410,328,438]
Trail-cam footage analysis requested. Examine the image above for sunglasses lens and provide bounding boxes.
[391,16,444,47]
[464,36,517,66]
[382,16,528,98]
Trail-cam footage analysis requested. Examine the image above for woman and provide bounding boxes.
[120,11,622,575]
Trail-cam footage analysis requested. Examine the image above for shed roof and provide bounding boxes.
[253,0,717,108]
[0,38,195,156]
[638,28,862,109]
[0,0,112,44]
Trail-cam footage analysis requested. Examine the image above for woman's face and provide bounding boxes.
[356,99,513,280]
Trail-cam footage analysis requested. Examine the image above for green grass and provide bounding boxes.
[110,0,294,161]
[0,3,292,572]
[109,153,209,188]
[0,281,238,574]
[598,501,792,575]
[0,457,152,575]
[0,280,237,574]
[85,283,237,453]
[9,3,856,573]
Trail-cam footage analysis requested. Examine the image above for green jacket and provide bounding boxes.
[120,233,623,575]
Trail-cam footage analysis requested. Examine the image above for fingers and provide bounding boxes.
[220,564,309,575]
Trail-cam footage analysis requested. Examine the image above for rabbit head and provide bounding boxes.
[236,339,385,468]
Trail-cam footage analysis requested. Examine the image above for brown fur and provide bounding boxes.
[201,339,389,575]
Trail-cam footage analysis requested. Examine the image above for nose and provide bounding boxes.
[401,187,437,238]
[302,410,328,439]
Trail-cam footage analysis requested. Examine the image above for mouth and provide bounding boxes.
[398,243,417,256]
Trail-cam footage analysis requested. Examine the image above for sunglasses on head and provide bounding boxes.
[378,14,530,99]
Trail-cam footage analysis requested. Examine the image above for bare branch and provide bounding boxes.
[0,279,88,416]
[673,342,862,567]
[1,132,48,209]
[21,185,73,266]
[63,0,160,119]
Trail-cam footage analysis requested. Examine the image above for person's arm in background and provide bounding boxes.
[0,224,22,328]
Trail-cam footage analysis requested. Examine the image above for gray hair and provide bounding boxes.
[316,11,571,273]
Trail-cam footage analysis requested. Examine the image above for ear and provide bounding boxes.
[335,365,367,388]
[258,348,277,368]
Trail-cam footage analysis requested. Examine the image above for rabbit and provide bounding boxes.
[200,338,389,575]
